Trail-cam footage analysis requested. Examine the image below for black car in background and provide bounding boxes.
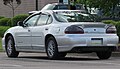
[29,3,85,15]
[41,3,84,10]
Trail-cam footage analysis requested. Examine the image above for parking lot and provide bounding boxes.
[0,52,120,69]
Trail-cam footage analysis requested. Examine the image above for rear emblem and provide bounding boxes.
[94,29,96,31]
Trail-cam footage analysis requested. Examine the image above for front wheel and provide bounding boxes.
[96,51,112,59]
[5,36,19,58]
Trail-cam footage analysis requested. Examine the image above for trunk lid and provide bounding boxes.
[71,22,109,34]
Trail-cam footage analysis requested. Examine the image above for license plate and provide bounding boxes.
[91,38,103,46]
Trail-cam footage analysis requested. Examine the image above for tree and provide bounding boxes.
[76,0,120,17]
[3,0,21,17]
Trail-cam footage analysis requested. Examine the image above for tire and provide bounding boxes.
[46,37,66,59]
[5,36,19,58]
[96,51,112,59]
[59,52,67,58]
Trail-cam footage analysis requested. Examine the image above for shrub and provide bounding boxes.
[11,14,29,26]
[0,26,10,37]
[116,21,120,38]
[102,20,117,25]
[0,16,4,19]
[0,18,11,26]
[7,19,12,27]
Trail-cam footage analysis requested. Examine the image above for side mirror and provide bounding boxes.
[17,21,24,27]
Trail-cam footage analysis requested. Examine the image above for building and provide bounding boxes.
[0,0,58,17]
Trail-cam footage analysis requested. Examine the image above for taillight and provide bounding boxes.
[65,25,84,34]
[106,26,116,34]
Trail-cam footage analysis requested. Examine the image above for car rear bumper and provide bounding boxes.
[55,34,119,52]
[70,46,117,53]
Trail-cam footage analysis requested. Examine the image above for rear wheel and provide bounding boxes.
[96,51,112,59]
[5,36,19,58]
[46,37,66,59]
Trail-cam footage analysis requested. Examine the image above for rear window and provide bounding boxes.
[53,11,101,22]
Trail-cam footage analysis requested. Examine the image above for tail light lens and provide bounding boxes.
[65,25,84,34]
[106,26,116,34]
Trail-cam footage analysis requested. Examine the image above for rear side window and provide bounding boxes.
[37,14,53,26]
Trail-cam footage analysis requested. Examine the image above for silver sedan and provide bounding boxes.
[2,10,118,59]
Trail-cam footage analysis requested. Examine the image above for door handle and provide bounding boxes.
[45,28,48,30]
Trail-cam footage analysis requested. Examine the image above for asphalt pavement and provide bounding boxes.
[0,52,120,69]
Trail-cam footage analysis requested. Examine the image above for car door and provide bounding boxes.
[15,14,40,50]
[31,13,53,51]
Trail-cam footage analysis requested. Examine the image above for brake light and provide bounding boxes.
[65,25,84,34]
[106,26,116,34]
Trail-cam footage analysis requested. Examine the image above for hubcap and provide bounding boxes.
[47,40,55,57]
[7,39,12,55]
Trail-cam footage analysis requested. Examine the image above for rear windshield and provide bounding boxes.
[53,11,101,22]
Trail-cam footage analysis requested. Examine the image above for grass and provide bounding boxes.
[0,37,3,52]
